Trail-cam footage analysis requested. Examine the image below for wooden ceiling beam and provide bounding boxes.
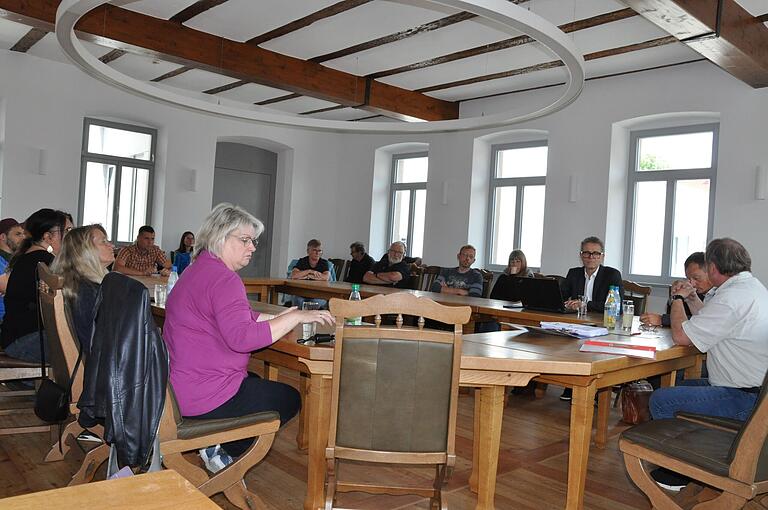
[9,27,47,52]
[620,0,768,87]
[151,66,193,82]
[369,8,637,80]
[417,36,676,93]
[169,0,230,24]
[0,0,457,121]
[247,0,371,46]
[99,48,126,64]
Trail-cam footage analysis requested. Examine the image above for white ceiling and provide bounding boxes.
[0,0,762,121]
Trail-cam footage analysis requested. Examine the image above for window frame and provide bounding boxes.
[387,151,428,258]
[485,140,547,272]
[78,117,157,244]
[622,123,718,284]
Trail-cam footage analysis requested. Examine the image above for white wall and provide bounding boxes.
[1,51,767,315]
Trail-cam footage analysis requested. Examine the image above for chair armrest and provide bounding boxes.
[675,412,743,432]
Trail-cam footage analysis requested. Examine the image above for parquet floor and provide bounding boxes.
[0,371,652,509]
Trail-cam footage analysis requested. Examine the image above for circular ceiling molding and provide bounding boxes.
[56,0,585,134]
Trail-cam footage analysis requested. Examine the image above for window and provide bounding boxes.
[486,141,547,269]
[388,153,428,258]
[624,124,717,282]
[79,118,156,243]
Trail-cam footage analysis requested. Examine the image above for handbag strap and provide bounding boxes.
[36,271,46,379]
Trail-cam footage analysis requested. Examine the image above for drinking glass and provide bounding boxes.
[622,300,635,331]
[576,295,588,318]
[154,284,167,306]
[302,301,320,341]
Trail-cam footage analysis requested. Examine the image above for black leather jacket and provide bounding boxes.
[78,272,168,468]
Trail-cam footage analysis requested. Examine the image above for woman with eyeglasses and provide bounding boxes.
[1,208,73,362]
[50,225,114,355]
[163,203,334,472]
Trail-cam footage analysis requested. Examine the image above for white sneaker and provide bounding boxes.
[199,445,233,473]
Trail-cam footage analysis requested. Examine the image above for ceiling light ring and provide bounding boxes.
[56,0,585,134]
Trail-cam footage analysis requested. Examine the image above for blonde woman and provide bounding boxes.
[51,225,114,354]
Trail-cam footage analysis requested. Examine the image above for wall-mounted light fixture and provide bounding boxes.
[756,165,766,200]
[568,174,579,203]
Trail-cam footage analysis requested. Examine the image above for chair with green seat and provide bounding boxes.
[325,292,471,509]
[619,371,768,509]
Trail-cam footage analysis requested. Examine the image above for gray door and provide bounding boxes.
[212,168,273,277]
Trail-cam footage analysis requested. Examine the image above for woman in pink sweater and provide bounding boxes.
[164,203,333,470]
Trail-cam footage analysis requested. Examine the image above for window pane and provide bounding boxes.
[670,179,710,277]
[82,161,116,239]
[495,146,547,178]
[391,190,411,246]
[490,186,517,266]
[520,185,545,267]
[630,181,667,276]
[637,131,713,171]
[411,189,426,258]
[117,167,150,243]
[87,124,152,161]
[394,156,428,183]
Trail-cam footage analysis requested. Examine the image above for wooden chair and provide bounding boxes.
[479,269,494,298]
[325,293,471,509]
[329,258,346,283]
[419,265,442,292]
[37,262,104,464]
[404,264,422,290]
[619,372,768,509]
[623,280,652,314]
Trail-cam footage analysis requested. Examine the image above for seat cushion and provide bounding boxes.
[177,411,279,440]
[0,354,45,369]
[621,418,737,477]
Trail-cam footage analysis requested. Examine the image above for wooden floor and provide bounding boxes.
[0,373,652,509]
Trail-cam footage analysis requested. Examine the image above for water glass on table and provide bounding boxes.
[302,301,320,342]
[154,284,167,306]
[576,295,588,318]
[622,300,635,331]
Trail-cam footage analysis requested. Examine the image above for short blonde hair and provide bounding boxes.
[195,203,264,259]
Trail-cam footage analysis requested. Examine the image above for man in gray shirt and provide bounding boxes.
[431,245,483,297]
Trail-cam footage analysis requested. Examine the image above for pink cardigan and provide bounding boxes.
[163,250,273,416]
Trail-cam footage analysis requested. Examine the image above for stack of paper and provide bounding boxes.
[539,322,609,338]
[579,337,660,359]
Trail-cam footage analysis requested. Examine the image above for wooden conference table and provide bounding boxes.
[146,276,701,510]
[0,470,219,510]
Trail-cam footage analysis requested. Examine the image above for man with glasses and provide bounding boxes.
[345,241,374,284]
[430,245,483,297]
[114,225,171,277]
[560,236,623,401]
[291,239,330,281]
[364,241,411,288]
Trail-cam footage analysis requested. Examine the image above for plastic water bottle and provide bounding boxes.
[167,265,179,295]
[346,284,362,325]
[603,285,620,329]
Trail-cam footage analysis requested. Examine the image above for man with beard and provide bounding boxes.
[364,241,411,289]
[0,218,24,264]
[430,245,483,297]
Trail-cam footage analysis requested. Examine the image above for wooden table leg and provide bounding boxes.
[469,391,481,493]
[659,371,676,387]
[594,388,612,449]
[684,355,703,379]
[303,373,332,510]
[470,385,505,510]
[296,373,309,451]
[566,381,597,510]
[264,361,279,382]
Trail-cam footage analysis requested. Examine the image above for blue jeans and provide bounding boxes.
[649,378,758,421]
[4,331,46,363]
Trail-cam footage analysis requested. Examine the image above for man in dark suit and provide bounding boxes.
[561,236,623,313]
[559,236,623,401]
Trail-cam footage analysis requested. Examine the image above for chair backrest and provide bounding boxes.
[420,265,441,292]
[479,269,494,298]
[37,263,82,397]
[329,258,345,282]
[327,293,470,466]
[727,369,768,483]
[622,280,652,314]
[403,264,422,290]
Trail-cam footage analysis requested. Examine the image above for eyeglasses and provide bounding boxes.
[228,235,259,248]
[639,323,659,333]
[580,251,603,258]
[388,249,405,255]
[49,226,73,236]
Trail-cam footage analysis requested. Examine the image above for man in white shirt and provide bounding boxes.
[651,238,768,421]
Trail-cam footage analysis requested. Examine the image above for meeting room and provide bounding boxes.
[0,0,767,509]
